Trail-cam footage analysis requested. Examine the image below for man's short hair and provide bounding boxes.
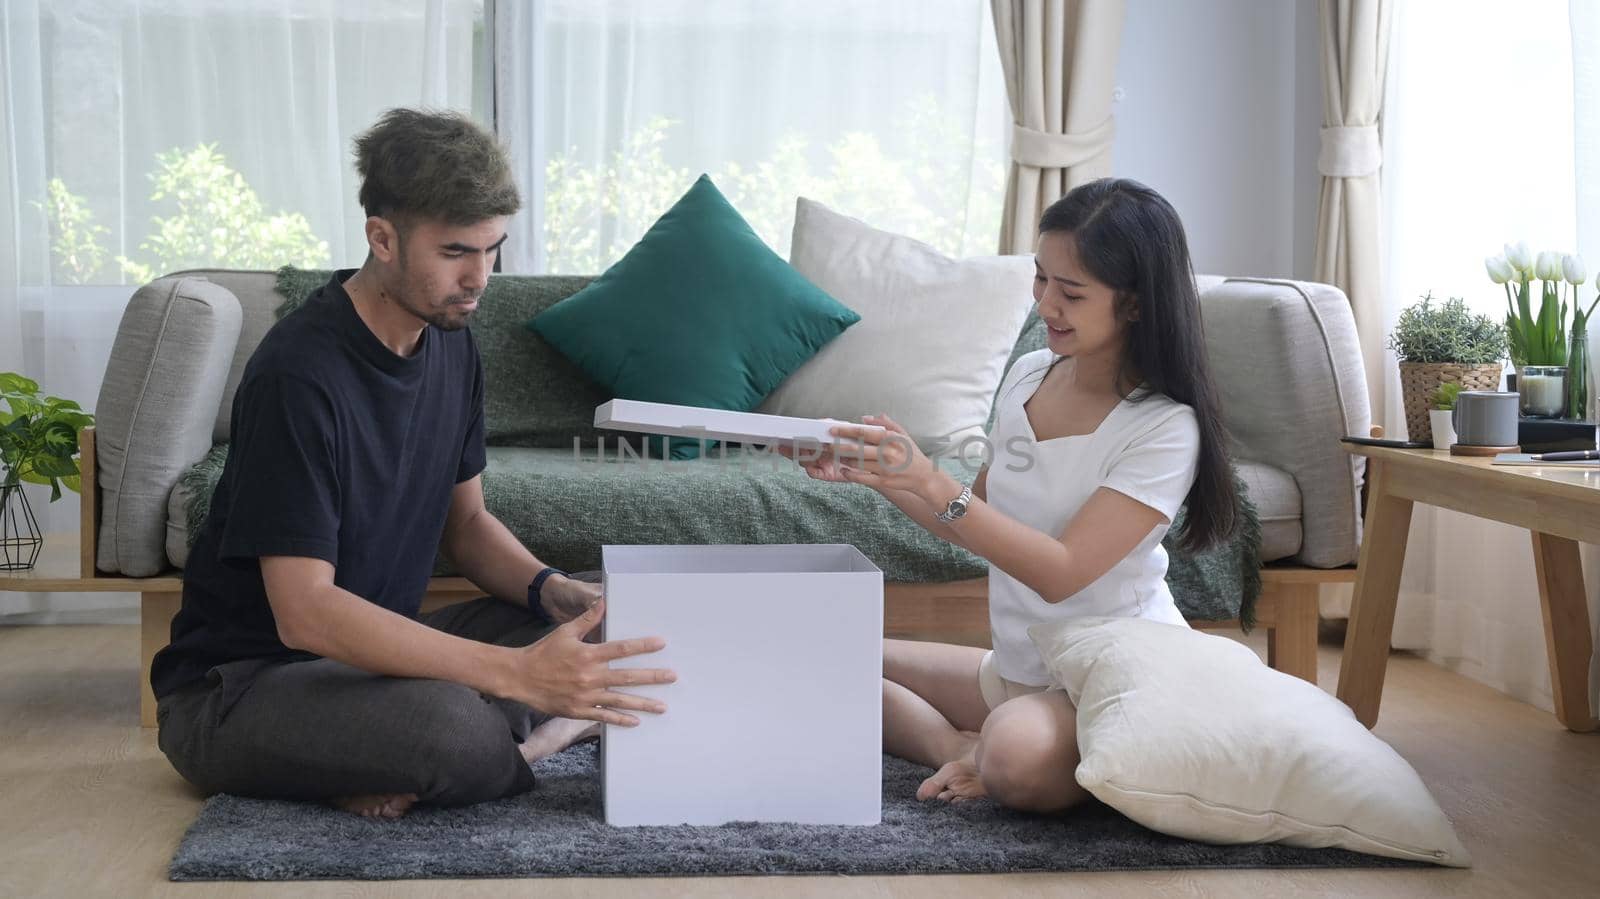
[354,108,521,226]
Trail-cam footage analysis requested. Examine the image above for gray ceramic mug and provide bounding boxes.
[1452,390,1521,446]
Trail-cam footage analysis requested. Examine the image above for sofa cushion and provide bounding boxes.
[528,175,861,459]
[94,276,241,576]
[270,268,615,449]
[166,446,1266,622]
[1236,461,1301,563]
[759,198,1035,455]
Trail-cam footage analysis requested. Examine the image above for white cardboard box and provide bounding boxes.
[600,544,884,826]
[594,398,885,447]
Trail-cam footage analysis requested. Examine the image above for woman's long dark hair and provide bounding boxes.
[1037,178,1237,553]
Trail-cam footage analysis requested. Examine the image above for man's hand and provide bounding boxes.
[509,600,676,727]
[539,573,602,625]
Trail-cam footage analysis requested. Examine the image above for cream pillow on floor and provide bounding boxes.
[759,198,1035,455]
[1029,617,1471,867]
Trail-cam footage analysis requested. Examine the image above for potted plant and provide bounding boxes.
[1486,242,1594,418]
[0,373,95,570]
[1387,293,1507,443]
[1429,382,1462,450]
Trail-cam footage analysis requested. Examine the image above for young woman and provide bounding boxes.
[790,178,1237,813]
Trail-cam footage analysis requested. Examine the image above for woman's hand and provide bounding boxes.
[773,432,855,482]
[823,414,941,495]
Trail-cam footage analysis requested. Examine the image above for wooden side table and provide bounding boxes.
[1339,443,1599,733]
[0,533,181,727]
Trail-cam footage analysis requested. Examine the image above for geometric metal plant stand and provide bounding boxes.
[0,481,43,571]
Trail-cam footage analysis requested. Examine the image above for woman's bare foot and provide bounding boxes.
[520,717,602,765]
[332,793,418,819]
[917,731,987,803]
[918,758,987,803]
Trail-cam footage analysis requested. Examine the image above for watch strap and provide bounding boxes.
[528,566,568,623]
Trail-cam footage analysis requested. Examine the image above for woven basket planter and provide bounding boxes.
[1399,362,1503,442]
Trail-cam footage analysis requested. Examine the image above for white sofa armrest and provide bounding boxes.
[1200,277,1371,568]
[93,276,241,575]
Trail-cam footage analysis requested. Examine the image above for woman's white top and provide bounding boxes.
[983,349,1201,685]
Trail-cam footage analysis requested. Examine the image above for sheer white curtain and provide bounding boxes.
[1371,0,1599,717]
[495,0,1010,275]
[1,0,482,621]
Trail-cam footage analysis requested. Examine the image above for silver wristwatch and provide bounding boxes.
[935,485,974,523]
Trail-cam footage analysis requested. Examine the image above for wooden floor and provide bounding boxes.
[1,624,1596,899]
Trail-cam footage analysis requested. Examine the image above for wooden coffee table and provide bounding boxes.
[1340,443,1599,733]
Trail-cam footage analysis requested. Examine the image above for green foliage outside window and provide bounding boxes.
[41,143,330,285]
[43,99,1001,283]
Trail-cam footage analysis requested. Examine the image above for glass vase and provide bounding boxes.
[1568,328,1591,422]
[1,479,44,571]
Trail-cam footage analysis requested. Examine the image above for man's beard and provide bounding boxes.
[415,300,478,332]
[395,282,479,331]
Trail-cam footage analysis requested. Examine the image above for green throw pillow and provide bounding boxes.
[528,174,860,458]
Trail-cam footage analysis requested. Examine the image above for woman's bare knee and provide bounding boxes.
[976,693,1087,813]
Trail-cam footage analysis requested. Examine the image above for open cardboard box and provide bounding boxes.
[600,544,884,826]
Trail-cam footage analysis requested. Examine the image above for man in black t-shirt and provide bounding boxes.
[151,109,674,818]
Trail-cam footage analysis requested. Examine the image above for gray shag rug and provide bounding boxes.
[169,745,1426,881]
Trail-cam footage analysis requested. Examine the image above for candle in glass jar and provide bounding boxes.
[1519,369,1566,417]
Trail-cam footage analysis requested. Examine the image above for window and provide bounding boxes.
[27,0,486,288]
[498,0,1009,273]
[20,1,1007,287]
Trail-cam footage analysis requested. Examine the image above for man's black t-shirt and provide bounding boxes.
[150,270,487,700]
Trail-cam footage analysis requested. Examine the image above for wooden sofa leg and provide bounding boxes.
[140,591,182,728]
[1266,582,1319,684]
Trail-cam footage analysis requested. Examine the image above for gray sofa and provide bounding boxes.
[90,268,1369,587]
[89,266,1371,728]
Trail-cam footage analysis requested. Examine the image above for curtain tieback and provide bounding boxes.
[1009,118,1115,169]
[1318,125,1381,178]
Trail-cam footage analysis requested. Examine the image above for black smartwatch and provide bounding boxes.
[528,566,568,622]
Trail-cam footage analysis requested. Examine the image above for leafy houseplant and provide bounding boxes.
[1387,293,1506,442]
[0,373,95,570]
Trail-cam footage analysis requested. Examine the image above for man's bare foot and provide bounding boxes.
[520,717,602,765]
[918,731,986,803]
[332,793,418,819]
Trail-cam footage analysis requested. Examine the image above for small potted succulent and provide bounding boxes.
[1387,293,1507,443]
[1429,382,1462,450]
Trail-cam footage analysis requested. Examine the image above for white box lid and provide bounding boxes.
[594,398,885,447]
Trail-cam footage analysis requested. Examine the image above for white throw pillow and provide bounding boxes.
[759,198,1035,454]
[1028,617,1471,867]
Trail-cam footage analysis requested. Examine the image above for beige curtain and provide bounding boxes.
[991,0,1126,255]
[1313,0,1392,424]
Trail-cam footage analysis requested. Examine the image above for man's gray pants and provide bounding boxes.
[155,574,599,808]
